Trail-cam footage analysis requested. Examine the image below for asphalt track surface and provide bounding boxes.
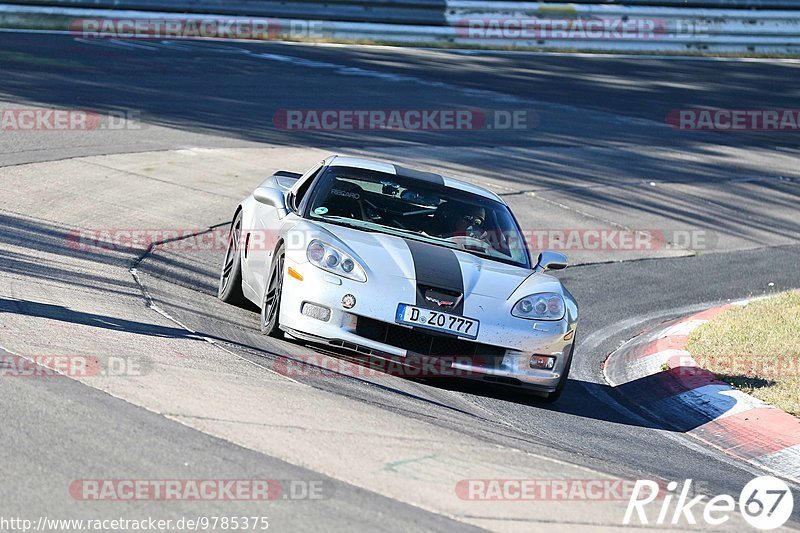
[1,32,800,531]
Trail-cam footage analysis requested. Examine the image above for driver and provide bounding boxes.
[452,204,486,238]
[433,202,486,239]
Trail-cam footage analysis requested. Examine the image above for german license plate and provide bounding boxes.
[395,304,479,339]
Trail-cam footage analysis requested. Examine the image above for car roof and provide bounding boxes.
[324,155,504,203]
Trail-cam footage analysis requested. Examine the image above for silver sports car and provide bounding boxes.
[218,155,578,401]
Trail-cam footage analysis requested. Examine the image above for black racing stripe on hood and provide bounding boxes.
[404,239,465,315]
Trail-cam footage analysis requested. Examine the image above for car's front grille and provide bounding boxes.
[355,316,505,366]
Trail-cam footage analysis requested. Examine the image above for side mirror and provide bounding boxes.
[253,187,288,218]
[535,251,568,273]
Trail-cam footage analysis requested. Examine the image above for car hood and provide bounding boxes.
[313,221,545,300]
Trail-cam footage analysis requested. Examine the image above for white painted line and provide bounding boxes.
[650,384,735,420]
[755,445,800,485]
[129,267,301,385]
[448,47,800,64]
[715,388,772,418]
[106,38,161,51]
[0,28,72,35]
[658,319,707,338]
[675,385,768,420]
[616,348,692,385]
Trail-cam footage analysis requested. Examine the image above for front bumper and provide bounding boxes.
[278,258,577,391]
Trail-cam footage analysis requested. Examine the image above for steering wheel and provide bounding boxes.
[445,235,491,252]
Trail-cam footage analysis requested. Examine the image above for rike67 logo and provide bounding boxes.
[624,476,794,530]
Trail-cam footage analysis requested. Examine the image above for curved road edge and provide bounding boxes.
[603,300,800,483]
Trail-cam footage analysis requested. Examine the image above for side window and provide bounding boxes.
[293,174,315,210]
[290,162,323,211]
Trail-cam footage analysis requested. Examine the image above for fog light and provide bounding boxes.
[530,355,556,370]
[342,294,356,309]
[301,303,331,322]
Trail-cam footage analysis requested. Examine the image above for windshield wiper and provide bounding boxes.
[320,216,429,239]
[366,221,439,240]
[316,215,380,232]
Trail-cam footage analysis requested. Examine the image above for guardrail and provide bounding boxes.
[8,0,800,11]
[498,0,800,7]
[1,1,799,54]
[4,0,448,24]
[445,2,800,52]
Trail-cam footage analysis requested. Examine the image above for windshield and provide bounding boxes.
[305,165,530,268]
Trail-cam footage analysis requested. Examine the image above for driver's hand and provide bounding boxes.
[474,230,493,247]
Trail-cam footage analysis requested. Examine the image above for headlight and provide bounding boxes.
[512,292,565,320]
[306,240,367,282]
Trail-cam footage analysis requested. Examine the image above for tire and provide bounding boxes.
[540,340,575,404]
[218,210,247,307]
[260,243,285,338]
